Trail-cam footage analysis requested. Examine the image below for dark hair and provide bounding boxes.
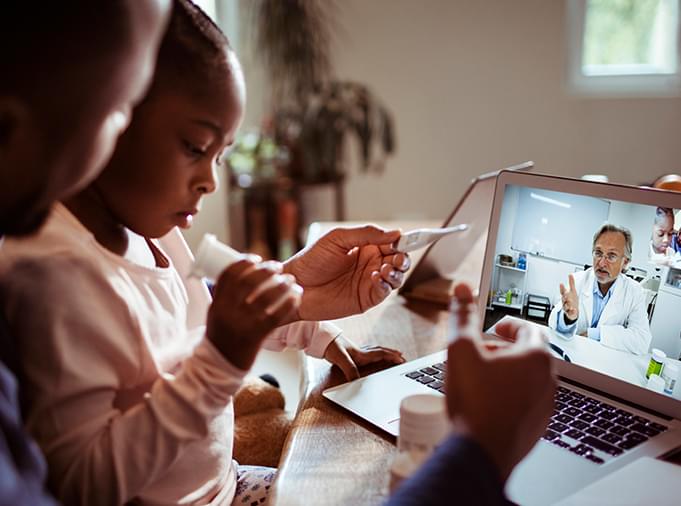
[149,0,232,96]
[2,2,133,98]
[654,207,674,226]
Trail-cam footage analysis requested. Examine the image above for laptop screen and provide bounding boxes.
[483,181,681,404]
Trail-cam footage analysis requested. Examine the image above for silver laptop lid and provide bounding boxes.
[480,170,681,419]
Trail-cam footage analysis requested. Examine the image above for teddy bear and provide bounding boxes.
[233,375,293,468]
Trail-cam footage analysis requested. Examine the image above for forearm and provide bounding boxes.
[39,340,245,505]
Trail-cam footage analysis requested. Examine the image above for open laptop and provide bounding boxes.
[324,169,681,505]
[322,161,533,436]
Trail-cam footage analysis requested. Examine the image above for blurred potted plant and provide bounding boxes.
[253,0,395,183]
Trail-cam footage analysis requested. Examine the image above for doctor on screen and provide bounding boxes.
[548,224,652,356]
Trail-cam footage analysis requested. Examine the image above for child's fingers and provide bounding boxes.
[213,259,258,297]
[354,346,405,365]
[262,289,301,328]
[249,274,299,313]
[237,266,283,303]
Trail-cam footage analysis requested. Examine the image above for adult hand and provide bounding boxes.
[283,225,410,321]
[323,335,405,381]
[447,283,556,483]
[559,274,579,323]
[207,258,302,370]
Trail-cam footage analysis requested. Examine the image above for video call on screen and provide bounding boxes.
[484,185,681,400]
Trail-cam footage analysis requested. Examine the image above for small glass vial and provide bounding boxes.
[646,374,665,394]
[662,361,679,395]
[389,394,449,494]
[646,349,666,379]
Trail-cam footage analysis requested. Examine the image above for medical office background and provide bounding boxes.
[183,0,681,261]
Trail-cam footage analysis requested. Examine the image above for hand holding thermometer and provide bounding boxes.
[394,224,469,253]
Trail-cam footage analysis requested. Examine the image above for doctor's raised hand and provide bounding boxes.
[283,225,411,321]
[559,273,579,323]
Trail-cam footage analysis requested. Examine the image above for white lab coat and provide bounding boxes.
[548,268,652,356]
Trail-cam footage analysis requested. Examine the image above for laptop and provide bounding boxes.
[324,169,681,505]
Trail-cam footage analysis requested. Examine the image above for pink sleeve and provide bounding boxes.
[262,321,342,358]
[1,258,246,506]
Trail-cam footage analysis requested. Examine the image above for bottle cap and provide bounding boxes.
[190,234,243,280]
[398,394,449,454]
[647,374,665,393]
[652,348,667,362]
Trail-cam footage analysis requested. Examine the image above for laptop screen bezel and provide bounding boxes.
[480,170,681,420]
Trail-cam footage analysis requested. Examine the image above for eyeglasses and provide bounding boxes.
[592,250,622,263]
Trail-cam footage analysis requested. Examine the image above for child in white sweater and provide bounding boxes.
[0,1,408,505]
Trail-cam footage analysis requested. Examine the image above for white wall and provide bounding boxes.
[184,0,681,251]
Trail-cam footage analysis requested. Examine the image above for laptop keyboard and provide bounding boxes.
[544,386,668,464]
[406,365,669,465]
[404,361,447,393]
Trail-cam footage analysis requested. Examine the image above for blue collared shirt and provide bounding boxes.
[557,277,617,341]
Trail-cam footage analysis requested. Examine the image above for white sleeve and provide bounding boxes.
[262,321,342,358]
[1,258,246,506]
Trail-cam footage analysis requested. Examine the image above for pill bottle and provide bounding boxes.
[646,374,665,394]
[190,234,243,281]
[662,361,679,395]
[646,349,666,379]
[389,394,449,493]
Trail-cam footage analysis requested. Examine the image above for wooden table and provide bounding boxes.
[271,221,449,506]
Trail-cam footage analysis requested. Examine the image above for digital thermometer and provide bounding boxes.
[394,224,469,253]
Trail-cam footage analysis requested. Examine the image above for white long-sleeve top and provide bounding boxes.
[0,204,340,506]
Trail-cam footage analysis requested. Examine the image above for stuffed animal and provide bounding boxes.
[233,376,293,468]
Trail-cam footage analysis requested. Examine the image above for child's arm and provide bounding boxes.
[2,257,298,506]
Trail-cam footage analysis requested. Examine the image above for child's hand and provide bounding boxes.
[324,335,405,381]
[207,258,302,370]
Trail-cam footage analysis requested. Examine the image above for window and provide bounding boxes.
[567,0,681,96]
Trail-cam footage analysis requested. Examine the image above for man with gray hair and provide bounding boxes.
[548,224,652,355]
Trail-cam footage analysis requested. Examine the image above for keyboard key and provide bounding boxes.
[427,381,444,390]
[601,433,622,444]
[584,404,603,415]
[594,419,614,430]
[586,426,606,437]
[416,376,435,384]
[565,429,585,440]
[599,411,618,421]
[433,362,447,371]
[572,392,585,399]
[564,407,580,417]
[543,429,560,441]
[586,454,605,464]
[433,372,446,381]
[633,415,650,425]
[570,420,589,431]
[631,423,660,437]
[552,439,571,449]
[549,422,569,433]
[556,401,568,411]
[578,413,597,423]
[600,403,616,411]
[557,393,571,403]
[580,436,623,456]
[420,367,438,376]
[610,425,630,437]
[568,398,588,408]
[618,438,644,450]
[626,432,648,444]
[555,414,573,424]
[405,371,423,379]
[613,416,634,427]
[649,422,668,432]
[570,444,590,456]
[558,386,569,393]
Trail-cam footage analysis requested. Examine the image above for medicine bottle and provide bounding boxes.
[190,234,243,281]
[646,349,666,379]
[389,394,449,493]
[662,361,679,395]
